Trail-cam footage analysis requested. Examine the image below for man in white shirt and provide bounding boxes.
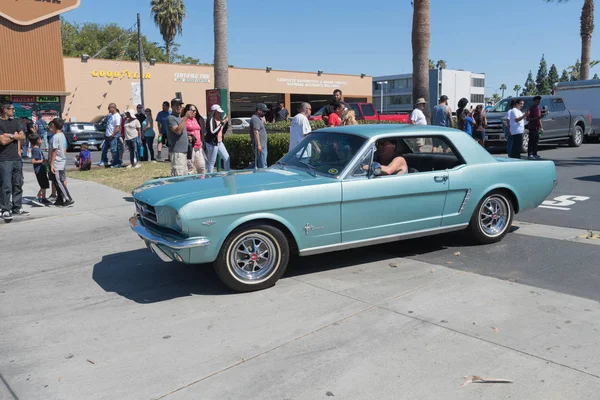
[289,102,312,151]
[100,103,122,168]
[410,98,428,125]
[507,98,529,159]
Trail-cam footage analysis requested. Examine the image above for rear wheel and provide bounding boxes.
[468,191,514,244]
[214,223,290,292]
[521,132,529,153]
[569,126,584,147]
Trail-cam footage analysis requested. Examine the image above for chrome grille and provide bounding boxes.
[135,200,157,223]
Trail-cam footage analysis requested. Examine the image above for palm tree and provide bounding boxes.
[428,59,435,70]
[412,1,431,121]
[491,93,502,104]
[546,0,594,80]
[436,60,447,70]
[150,0,186,63]
[214,0,229,112]
[513,85,522,96]
[499,84,507,97]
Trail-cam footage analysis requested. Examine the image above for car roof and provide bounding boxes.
[315,123,463,140]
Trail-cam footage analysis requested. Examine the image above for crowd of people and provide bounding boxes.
[408,94,542,159]
[0,100,74,222]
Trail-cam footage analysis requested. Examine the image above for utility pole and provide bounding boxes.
[137,13,145,108]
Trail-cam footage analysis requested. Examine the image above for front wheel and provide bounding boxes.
[468,191,514,244]
[214,224,290,292]
[569,126,584,147]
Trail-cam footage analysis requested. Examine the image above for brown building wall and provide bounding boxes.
[0,16,66,95]
[63,58,373,121]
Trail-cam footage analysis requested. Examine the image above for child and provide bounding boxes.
[29,133,52,207]
[463,108,475,137]
[48,118,74,207]
[75,143,92,171]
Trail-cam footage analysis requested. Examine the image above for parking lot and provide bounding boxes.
[3,141,600,399]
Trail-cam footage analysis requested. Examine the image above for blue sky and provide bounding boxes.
[64,0,597,98]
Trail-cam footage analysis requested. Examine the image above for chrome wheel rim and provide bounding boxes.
[229,232,278,283]
[478,196,509,237]
[575,129,583,145]
[522,133,529,152]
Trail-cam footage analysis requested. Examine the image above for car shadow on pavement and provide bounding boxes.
[575,174,600,183]
[286,231,481,279]
[92,249,232,303]
[552,156,600,167]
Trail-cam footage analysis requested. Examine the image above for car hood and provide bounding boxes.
[132,167,329,207]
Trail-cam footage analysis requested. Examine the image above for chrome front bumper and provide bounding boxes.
[129,215,211,262]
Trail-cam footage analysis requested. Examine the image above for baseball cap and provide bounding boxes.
[171,97,183,105]
[211,104,224,113]
[256,103,269,112]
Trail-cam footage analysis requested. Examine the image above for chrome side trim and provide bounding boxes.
[129,215,211,250]
[458,189,472,215]
[299,223,468,256]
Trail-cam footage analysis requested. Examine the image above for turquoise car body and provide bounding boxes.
[130,124,557,265]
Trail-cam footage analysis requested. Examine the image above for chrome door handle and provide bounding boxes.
[434,175,448,182]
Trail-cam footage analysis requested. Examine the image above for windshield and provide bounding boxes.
[279,131,367,178]
[489,98,535,113]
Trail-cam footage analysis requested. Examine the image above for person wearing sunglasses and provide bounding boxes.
[182,104,206,174]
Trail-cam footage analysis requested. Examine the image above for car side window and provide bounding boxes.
[361,104,376,117]
[552,99,566,112]
[231,119,242,126]
[403,137,455,156]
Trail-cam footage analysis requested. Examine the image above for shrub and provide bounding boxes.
[223,133,290,168]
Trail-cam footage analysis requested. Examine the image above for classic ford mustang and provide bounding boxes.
[129,124,557,292]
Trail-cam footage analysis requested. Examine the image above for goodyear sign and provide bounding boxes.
[92,70,151,80]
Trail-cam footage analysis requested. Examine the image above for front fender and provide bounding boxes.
[216,212,302,254]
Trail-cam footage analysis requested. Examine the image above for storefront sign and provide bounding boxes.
[276,78,348,88]
[174,73,210,83]
[11,96,36,103]
[0,0,80,26]
[91,70,151,79]
[37,96,59,103]
[38,103,61,111]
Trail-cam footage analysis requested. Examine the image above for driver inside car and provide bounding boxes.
[364,139,408,175]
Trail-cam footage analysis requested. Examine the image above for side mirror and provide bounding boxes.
[542,106,549,115]
[370,162,382,177]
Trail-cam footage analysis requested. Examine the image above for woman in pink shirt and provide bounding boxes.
[182,104,206,173]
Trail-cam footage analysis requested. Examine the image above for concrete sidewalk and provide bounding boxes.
[1,172,600,399]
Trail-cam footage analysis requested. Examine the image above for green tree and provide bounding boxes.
[491,93,502,103]
[436,60,447,70]
[499,84,507,97]
[548,64,560,89]
[545,0,594,80]
[428,59,435,70]
[150,0,186,63]
[536,54,551,94]
[523,71,537,95]
[560,69,570,82]
[569,59,582,80]
[513,85,522,96]
[594,72,600,79]
[60,18,169,63]
[412,1,432,121]
[214,0,230,113]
